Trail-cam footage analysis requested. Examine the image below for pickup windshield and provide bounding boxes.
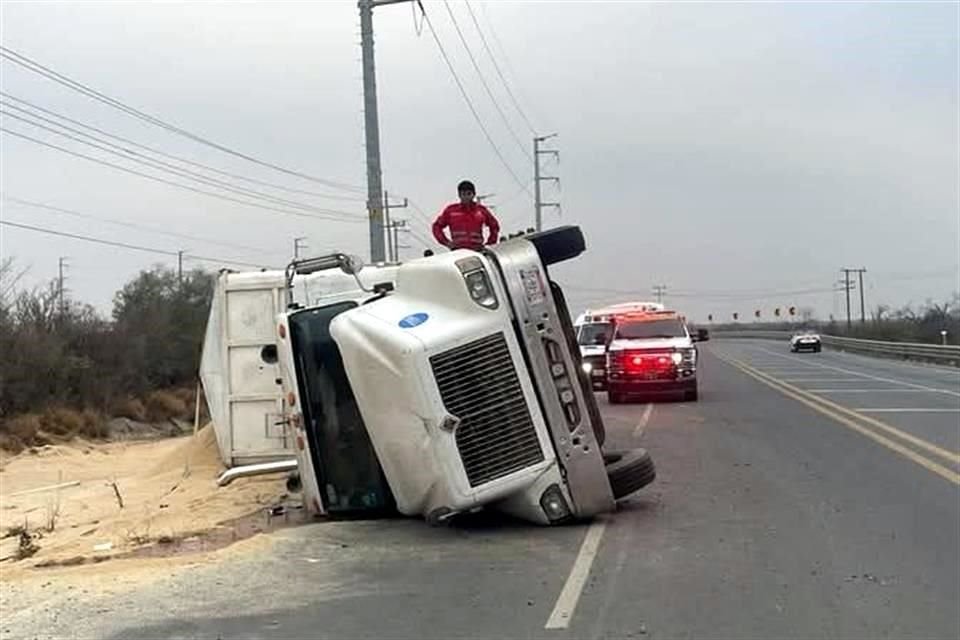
[615,319,686,340]
[288,302,393,513]
[578,322,613,346]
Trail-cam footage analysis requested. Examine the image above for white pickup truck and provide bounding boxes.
[274,226,656,525]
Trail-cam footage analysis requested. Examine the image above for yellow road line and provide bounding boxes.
[737,357,960,465]
[713,350,960,486]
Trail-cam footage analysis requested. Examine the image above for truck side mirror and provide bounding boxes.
[341,254,365,275]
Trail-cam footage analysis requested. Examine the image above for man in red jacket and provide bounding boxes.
[432,180,501,251]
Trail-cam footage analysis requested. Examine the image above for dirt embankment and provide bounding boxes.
[0,425,295,580]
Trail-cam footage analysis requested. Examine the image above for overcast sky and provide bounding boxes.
[1,0,957,323]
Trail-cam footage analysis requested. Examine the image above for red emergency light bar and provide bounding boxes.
[611,310,679,324]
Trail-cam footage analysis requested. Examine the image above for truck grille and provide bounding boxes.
[431,332,544,487]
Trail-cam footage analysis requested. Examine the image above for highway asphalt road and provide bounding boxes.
[2,340,958,639]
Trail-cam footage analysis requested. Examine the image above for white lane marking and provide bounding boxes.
[633,403,654,438]
[780,378,866,383]
[808,389,934,393]
[855,408,960,413]
[545,520,607,629]
[752,347,960,397]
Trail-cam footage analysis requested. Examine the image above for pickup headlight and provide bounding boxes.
[676,348,696,364]
[582,362,593,373]
[456,257,498,309]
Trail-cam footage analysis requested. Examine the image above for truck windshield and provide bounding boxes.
[578,322,613,346]
[615,319,686,340]
[288,303,393,513]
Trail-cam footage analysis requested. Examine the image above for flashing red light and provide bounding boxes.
[621,351,672,373]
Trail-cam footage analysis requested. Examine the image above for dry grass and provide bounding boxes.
[5,413,42,442]
[0,408,108,452]
[145,391,188,422]
[111,397,147,422]
[0,386,198,453]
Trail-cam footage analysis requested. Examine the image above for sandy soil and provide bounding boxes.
[0,425,292,580]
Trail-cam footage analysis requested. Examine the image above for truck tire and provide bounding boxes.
[603,448,656,500]
[608,390,625,404]
[684,386,699,402]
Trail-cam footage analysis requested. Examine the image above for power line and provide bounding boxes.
[0,45,365,193]
[0,108,366,219]
[2,195,286,257]
[477,0,546,132]
[418,3,528,191]
[0,220,275,269]
[563,282,848,301]
[0,92,366,202]
[463,0,537,135]
[0,126,367,224]
[442,0,532,161]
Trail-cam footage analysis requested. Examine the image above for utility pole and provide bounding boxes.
[383,191,408,262]
[359,0,413,263]
[390,219,408,262]
[293,237,308,260]
[533,134,560,231]
[840,269,853,329]
[840,267,867,327]
[57,256,68,318]
[177,250,185,287]
[652,284,667,305]
[857,267,867,324]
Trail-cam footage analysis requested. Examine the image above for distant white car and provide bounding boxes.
[790,330,822,353]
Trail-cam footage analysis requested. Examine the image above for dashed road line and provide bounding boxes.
[633,403,654,438]
[856,408,960,413]
[712,349,960,483]
[545,520,608,629]
[751,346,960,397]
[807,389,934,393]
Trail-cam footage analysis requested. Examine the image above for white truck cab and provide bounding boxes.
[275,227,656,525]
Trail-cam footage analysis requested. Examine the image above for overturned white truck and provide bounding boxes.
[274,226,655,525]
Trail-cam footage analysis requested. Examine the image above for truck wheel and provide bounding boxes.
[608,391,624,404]
[814,345,822,353]
[604,448,656,500]
[684,387,699,402]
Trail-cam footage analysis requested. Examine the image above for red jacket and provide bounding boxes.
[432,202,500,251]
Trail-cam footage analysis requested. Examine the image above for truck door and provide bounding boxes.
[278,301,395,515]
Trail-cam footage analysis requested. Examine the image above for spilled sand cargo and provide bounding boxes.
[0,425,291,578]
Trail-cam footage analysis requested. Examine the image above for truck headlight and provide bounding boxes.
[671,352,683,365]
[582,362,593,373]
[539,484,572,523]
[456,257,499,309]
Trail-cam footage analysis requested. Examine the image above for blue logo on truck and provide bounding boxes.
[399,312,429,328]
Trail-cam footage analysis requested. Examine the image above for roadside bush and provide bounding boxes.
[4,414,42,443]
[112,397,147,422]
[0,433,26,455]
[145,390,188,422]
[77,409,109,439]
[42,408,85,436]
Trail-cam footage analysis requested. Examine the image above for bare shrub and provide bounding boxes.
[145,390,188,422]
[0,432,26,454]
[43,408,86,436]
[3,414,42,444]
[112,397,147,422]
[77,409,109,439]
